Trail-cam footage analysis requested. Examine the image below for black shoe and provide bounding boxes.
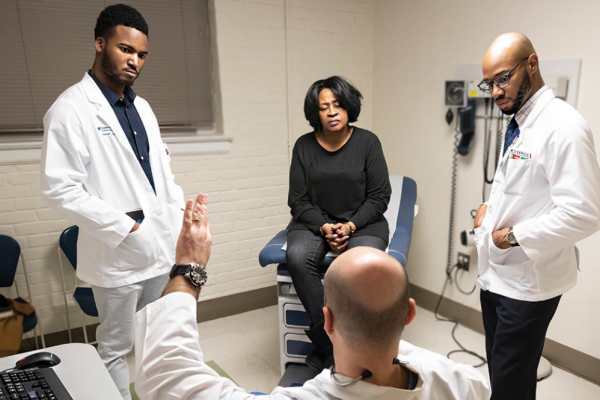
[305,322,334,372]
[305,348,325,372]
[305,347,334,372]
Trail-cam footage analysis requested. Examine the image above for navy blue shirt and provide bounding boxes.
[89,72,155,193]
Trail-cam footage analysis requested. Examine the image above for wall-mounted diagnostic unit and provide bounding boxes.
[445,80,467,107]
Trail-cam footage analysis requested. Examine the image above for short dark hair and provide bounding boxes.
[304,76,363,132]
[94,4,149,40]
[324,266,410,350]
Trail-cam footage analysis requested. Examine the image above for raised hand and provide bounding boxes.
[176,193,212,266]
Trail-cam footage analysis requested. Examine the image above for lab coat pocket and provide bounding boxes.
[115,220,158,270]
[503,159,531,195]
[488,238,526,282]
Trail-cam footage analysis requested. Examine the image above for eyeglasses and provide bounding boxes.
[478,57,529,94]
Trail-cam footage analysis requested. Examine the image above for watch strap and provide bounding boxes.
[170,264,191,279]
[170,263,207,287]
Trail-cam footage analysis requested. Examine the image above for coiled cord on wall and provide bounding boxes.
[445,117,460,276]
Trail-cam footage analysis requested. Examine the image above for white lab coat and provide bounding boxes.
[41,73,185,288]
[134,292,490,400]
[476,89,600,301]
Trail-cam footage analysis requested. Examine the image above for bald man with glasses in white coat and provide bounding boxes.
[474,32,600,400]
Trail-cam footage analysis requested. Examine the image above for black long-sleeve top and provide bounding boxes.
[287,127,392,243]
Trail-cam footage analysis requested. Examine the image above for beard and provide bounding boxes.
[501,73,531,115]
[101,50,138,87]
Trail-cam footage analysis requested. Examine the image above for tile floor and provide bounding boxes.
[128,305,600,398]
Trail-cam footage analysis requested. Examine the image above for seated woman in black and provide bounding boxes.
[286,76,391,371]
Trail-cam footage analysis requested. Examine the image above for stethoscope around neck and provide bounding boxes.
[330,358,408,387]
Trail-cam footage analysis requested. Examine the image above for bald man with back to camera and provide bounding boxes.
[133,193,490,399]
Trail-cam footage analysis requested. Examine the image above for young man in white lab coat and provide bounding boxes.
[133,193,491,399]
[474,32,600,400]
[40,5,184,399]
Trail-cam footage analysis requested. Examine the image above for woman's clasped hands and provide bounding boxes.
[321,222,353,253]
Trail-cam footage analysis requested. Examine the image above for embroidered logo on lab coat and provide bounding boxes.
[97,126,115,136]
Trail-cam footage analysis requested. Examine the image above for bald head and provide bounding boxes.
[484,32,536,68]
[323,247,410,349]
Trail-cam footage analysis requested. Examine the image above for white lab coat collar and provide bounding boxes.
[496,88,555,168]
[80,72,107,105]
[516,87,555,131]
[305,363,424,400]
[80,72,138,160]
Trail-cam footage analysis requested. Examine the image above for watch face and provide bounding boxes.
[508,231,517,244]
[188,264,208,287]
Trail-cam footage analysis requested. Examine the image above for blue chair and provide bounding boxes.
[58,226,98,344]
[0,234,46,349]
[258,175,418,377]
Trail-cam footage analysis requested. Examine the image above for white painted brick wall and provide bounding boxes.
[287,0,374,143]
[0,0,374,337]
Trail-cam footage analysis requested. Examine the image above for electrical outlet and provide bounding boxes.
[457,253,470,271]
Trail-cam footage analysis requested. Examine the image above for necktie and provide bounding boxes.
[503,117,519,156]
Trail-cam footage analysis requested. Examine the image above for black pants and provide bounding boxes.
[286,230,387,326]
[480,289,561,400]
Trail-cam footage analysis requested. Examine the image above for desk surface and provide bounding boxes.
[0,343,122,400]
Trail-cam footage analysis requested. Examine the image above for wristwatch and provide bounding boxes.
[169,263,208,287]
[506,227,519,246]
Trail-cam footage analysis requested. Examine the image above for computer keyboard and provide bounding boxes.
[0,367,72,400]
